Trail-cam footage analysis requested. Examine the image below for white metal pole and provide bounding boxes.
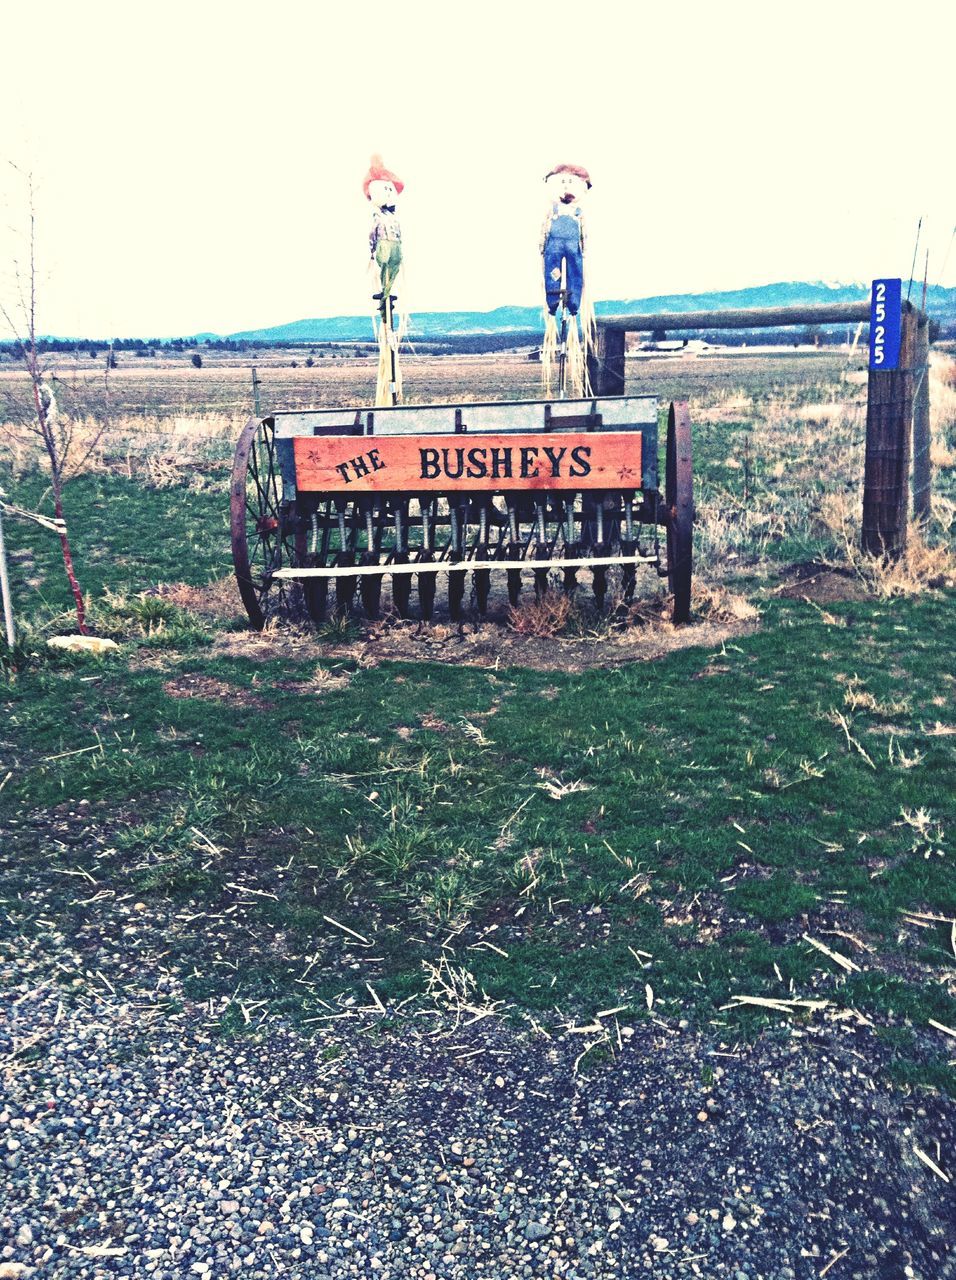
[0,500,16,648]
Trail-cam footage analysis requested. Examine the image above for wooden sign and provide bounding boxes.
[293,432,642,493]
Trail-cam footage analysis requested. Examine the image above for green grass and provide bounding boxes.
[3,472,231,620]
[2,457,955,1093]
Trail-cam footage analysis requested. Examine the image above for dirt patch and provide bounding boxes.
[207,600,759,675]
[210,630,317,662]
[350,583,760,671]
[158,578,243,620]
[162,673,274,709]
[129,648,180,673]
[773,562,870,604]
[355,616,756,673]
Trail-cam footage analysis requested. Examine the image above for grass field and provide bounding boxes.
[2,347,955,1092]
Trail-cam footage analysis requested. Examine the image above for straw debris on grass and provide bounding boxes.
[722,995,831,1014]
[932,438,956,469]
[422,954,500,1024]
[802,934,861,974]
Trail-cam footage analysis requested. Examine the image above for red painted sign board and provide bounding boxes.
[293,432,643,493]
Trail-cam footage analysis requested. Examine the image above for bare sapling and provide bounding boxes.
[1,165,111,635]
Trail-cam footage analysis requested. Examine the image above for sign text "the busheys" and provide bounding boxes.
[292,431,643,493]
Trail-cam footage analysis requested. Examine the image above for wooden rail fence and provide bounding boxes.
[589,302,932,556]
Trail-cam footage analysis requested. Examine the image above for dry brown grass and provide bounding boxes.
[507,590,575,638]
[818,492,956,597]
[162,672,274,710]
[624,582,758,628]
[690,581,761,623]
[930,353,956,469]
[694,387,755,422]
[692,377,868,582]
[0,410,239,484]
[505,579,758,638]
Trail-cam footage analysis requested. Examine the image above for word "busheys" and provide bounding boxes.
[419,444,592,481]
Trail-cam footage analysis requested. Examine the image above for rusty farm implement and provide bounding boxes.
[230,395,693,628]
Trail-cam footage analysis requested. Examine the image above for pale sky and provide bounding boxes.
[1,0,953,338]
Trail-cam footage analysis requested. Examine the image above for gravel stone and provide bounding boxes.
[0,929,954,1279]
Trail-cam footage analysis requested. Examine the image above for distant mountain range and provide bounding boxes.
[226,281,956,343]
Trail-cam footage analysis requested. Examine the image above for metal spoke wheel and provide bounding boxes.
[665,400,694,624]
[231,416,305,629]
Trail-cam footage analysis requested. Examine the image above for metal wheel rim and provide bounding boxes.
[230,416,298,629]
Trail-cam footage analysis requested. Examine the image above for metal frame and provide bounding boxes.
[231,395,693,626]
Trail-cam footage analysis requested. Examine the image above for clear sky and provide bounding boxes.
[1,0,953,337]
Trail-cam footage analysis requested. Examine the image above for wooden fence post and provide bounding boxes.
[911,315,931,523]
[589,325,625,396]
[861,303,917,558]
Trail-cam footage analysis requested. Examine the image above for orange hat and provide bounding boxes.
[363,154,404,199]
[544,163,592,188]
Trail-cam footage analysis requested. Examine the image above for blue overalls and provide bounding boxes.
[543,204,584,316]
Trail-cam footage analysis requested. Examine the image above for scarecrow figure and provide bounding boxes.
[540,163,595,398]
[363,154,406,405]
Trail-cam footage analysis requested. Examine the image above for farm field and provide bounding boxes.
[0,343,863,419]
[1,346,955,1273]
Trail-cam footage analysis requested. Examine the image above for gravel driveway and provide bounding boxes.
[2,935,953,1280]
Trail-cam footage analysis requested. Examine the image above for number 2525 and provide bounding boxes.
[873,283,887,364]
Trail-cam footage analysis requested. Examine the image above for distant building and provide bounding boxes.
[640,339,685,352]
[632,337,715,356]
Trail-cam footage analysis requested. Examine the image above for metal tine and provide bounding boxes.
[359,497,383,619]
[304,505,329,623]
[334,497,357,612]
[562,495,579,595]
[646,513,661,568]
[592,493,608,609]
[448,499,467,622]
[391,498,412,618]
[533,499,550,598]
[473,500,491,617]
[620,489,638,602]
[417,496,437,622]
[505,497,521,607]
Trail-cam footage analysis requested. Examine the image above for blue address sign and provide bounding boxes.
[869,278,902,371]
